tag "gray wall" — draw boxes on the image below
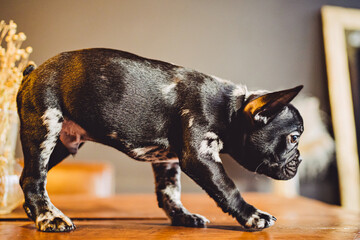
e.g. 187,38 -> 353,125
2,0 -> 360,193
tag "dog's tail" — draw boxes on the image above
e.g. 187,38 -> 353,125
22,61 -> 36,76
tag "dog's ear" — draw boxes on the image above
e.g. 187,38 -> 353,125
243,85 -> 303,125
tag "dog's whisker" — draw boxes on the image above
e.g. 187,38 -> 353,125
254,161 -> 265,174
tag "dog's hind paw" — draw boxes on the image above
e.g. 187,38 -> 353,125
171,212 -> 210,227
36,208 -> 75,232
244,209 -> 276,230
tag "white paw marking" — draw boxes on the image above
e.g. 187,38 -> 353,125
40,108 -> 63,167
245,209 -> 275,229
36,204 -> 73,231
193,213 -> 210,224
199,132 -> 223,163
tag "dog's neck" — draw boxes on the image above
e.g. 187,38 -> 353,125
223,85 -> 268,158
227,84 -> 268,121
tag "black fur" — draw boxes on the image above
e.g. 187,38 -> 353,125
22,64 -> 35,76
17,48 -> 303,232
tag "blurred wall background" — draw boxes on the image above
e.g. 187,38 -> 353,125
2,0 -> 360,194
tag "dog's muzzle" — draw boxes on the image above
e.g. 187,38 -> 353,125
258,151 -> 302,180
281,156 -> 302,180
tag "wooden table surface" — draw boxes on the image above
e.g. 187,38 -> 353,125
0,193 -> 359,239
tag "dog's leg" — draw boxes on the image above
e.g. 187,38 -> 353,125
19,108 -> 75,232
152,162 -> 210,227
179,128 -> 276,230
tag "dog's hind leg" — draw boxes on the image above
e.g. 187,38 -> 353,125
152,162 -> 210,227
19,107 -> 75,232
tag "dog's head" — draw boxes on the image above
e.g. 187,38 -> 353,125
230,86 -> 304,180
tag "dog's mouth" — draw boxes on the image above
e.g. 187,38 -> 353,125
258,151 -> 302,180
281,157 -> 302,180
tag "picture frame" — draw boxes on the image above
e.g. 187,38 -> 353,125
322,5 -> 360,211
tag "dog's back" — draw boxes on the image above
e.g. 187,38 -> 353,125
17,49 -> 181,149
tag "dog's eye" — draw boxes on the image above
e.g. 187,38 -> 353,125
287,132 -> 300,144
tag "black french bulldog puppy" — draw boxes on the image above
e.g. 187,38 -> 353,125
17,48 -> 303,232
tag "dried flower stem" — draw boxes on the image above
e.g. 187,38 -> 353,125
0,20 -> 33,205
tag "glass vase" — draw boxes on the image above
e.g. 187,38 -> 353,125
0,109 -> 23,214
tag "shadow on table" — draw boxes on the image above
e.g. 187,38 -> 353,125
144,222 -> 265,232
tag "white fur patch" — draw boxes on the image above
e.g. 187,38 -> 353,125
131,146 -> 158,157
162,83 -> 176,95
107,131 -> 118,139
204,132 -> 218,140
248,89 -> 269,97
40,108 -> 63,167
277,106 -> 290,118
162,185 -> 181,205
188,117 -> 194,127
211,75 -> 232,84
193,214 -> 210,224
245,209 -> 275,229
254,106 -> 289,124
253,113 -> 269,124
199,132 -> 223,163
181,109 -> 190,116
174,68 -> 187,81
154,138 -> 170,147
232,85 -> 248,98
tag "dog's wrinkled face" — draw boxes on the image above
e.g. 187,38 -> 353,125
232,86 -> 304,180
243,104 -> 303,180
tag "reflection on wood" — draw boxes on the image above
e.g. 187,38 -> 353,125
0,194 -> 359,239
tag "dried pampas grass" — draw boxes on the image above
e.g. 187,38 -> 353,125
0,20 -> 33,161
0,20 -> 33,208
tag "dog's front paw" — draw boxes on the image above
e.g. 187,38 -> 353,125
23,203 -> 35,221
171,212 -> 210,227
243,209 -> 276,230
36,209 -> 75,232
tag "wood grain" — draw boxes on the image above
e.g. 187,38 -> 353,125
0,193 -> 359,239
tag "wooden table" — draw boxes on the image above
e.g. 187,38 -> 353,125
0,193 -> 359,239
